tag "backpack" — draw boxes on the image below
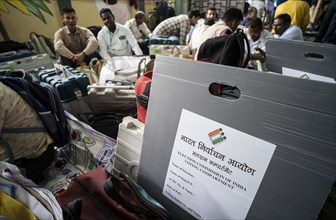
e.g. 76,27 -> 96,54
0,40 -> 29,53
0,70 -> 69,162
197,29 -> 250,68
87,25 -> 102,39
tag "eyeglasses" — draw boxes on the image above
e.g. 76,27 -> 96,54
272,23 -> 283,27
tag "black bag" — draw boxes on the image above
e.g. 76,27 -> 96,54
105,0 -> 118,5
197,29 -> 250,68
88,109 -> 136,140
0,40 -> 29,53
87,26 -> 102,38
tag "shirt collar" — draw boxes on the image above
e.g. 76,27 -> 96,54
65,26 -> 79,35
105,23 -> 120,34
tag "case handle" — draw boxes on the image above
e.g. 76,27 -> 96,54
209,82 -> 241,100
304,52 -> 324,61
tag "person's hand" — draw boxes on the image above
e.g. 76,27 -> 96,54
251,48 -> 266,62
73,52 -> 86,64
78,61 -> 87,67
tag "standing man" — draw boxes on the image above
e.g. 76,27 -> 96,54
155,0 -> 176,24
97,8 -> 143,59
152,9 -> 201,45
273,13 -> 304,40
54,7 -> 99,68
125,11 -> 152,55
250,0 -> 266,19
241,6 -> 258,27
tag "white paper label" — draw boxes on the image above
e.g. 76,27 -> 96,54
282,67 -> 335,83
163,109 -> 276,219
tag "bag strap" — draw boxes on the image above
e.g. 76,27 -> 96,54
137,57 -> 148,79
2,127 -> 46,133
136,81 -> 151,109
0,126 -> 47,163
236,29 -> 250,68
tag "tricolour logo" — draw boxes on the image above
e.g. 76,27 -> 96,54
208,128 -> 226,145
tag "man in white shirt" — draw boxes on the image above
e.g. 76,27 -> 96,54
189,18 -> 215,58
97,8 -> 143,59
245,18 -> 272,52
125,11 -> 152,40
244,17 -> 273,69
125,11 -> 152,54
273,13 -> 304,41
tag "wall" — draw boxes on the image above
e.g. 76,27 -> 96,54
0,0 -> 60,42
0,0 -> 138,43
191,0 -> 244,18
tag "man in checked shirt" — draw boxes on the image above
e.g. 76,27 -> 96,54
152,9 -> 201,45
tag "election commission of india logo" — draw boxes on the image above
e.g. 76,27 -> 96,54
208,128 -> 226,145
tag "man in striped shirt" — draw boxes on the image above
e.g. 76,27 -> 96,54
152,9 -> 201,45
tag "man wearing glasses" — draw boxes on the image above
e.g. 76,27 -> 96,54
273,13 -> 303,40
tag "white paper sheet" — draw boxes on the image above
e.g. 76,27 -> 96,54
163,109 -> 276,219
282,67 -> 335,83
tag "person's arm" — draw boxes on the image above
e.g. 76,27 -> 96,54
97,30 -> 109,59
125,28 -> 143,55
140,23 -> 152,37
83,28 -> 99,55
250,48 -> 266,62
54,29 -> 76,60
73,28 -> 99,64
179,21 -> 188,45
124,20 -> 131,29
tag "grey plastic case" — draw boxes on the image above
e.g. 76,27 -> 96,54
137,56 -> 335,220
266,38 -> 336,80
